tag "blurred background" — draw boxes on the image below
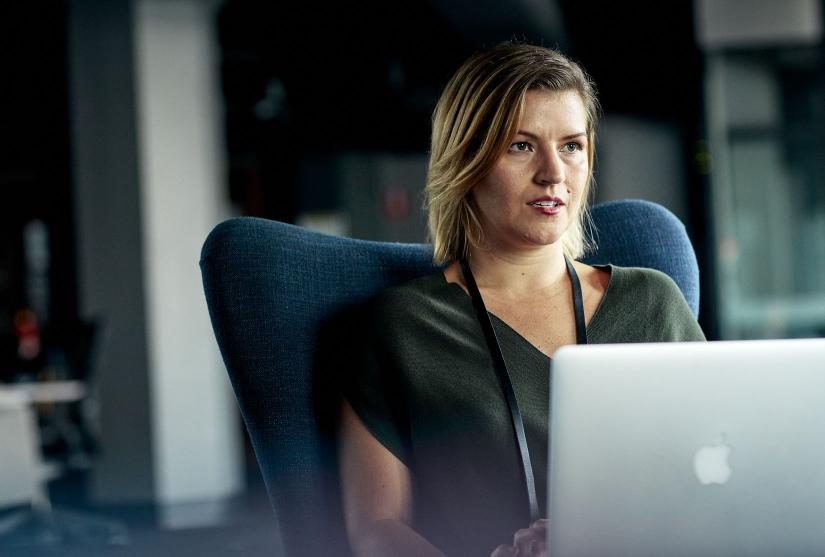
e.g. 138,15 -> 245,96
1,0 -> 823,554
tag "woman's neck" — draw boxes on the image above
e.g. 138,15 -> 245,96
465,244 -> 568,299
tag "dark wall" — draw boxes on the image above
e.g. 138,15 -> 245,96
0,2 -> 77,333
217,1 -> 476,222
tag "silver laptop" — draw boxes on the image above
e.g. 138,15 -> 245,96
548,338 -> 825,557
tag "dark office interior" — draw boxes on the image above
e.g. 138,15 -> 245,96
2,0 -> 824,555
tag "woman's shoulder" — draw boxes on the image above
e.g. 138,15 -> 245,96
589,265 -> 704,342
373,270 -> 447,301
607,265 -> 684,298
358,270 -> 473,358
367,270 -> 454,320
601,264 -> 693,316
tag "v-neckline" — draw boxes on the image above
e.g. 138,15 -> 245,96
439,265 -> 614,361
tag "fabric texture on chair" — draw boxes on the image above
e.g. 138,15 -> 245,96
199,199 -> 699,557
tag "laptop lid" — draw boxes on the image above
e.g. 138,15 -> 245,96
548,338 -> 825,557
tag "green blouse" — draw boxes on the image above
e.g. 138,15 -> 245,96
345,266 -> 705,557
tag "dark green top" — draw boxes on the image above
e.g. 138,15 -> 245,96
346,266 -> 705,557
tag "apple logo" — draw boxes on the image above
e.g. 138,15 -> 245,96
693,437 -> 733,486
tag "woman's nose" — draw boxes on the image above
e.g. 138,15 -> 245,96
534,151 -> 564,186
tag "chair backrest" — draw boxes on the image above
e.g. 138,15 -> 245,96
199,199 -> 699,557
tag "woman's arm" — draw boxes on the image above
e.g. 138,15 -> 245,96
339,399 -> 447,557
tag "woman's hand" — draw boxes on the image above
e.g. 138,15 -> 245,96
490,519 -> 548,557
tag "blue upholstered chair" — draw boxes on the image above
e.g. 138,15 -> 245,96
199,199 -> 699,557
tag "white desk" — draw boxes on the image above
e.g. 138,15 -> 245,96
0,390 -> 40,507
0,381 -> 87,404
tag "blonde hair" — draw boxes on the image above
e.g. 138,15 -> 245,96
425,42 -> 600,264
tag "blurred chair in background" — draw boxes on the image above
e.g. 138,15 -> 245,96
0,319 -> 101,467
0,319 -> 126,550
200,199 -> 699,557
40,320 -> 101,466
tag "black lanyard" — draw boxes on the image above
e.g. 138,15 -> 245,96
459,257 -> 588,522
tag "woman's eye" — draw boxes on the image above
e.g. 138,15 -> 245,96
562,142 -> 583,153
510,141 -> 532,152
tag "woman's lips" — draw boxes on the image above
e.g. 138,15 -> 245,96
527,197 -> 564,215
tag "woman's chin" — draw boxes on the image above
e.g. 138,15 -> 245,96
524,228 -> 569,249
500,235 -> 567,253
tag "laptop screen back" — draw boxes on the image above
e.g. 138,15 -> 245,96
548,339 -> 825,557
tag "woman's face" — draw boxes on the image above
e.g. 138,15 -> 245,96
472,89 -> 589,253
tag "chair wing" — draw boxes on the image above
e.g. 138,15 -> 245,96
200,217 -> 435,556
584,199 -> 699,317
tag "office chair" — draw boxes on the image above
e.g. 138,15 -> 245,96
200,199 -> 699,557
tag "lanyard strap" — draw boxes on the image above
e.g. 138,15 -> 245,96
566,257 -> 588,346
459,257 -> 588,523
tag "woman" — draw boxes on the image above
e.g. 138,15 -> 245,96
339,43 -> 704,557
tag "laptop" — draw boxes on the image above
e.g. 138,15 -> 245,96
548,338 -> 825,557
